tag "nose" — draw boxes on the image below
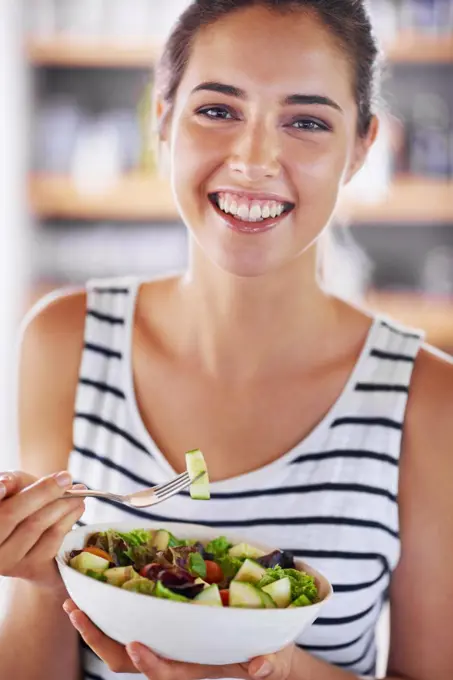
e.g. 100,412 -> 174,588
228,119 -> 280,182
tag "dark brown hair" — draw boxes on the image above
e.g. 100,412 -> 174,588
155,0 -> 381,138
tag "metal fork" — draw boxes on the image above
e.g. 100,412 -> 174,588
63,471 -> 203,508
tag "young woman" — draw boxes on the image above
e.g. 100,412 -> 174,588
1,1 -> 452,679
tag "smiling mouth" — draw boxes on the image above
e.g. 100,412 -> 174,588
208,192 -> 295,230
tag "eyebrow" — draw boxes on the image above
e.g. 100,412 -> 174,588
191,81 -> 343,113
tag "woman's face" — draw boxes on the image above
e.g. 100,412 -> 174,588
160,6 -> 377,277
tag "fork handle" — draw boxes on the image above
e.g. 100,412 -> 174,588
63,489 -> 121,502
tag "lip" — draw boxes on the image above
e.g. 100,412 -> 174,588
209,196 -> 290,235
209,189 -> 294,205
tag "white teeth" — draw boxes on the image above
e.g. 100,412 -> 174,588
237,203 -> 250,220
214,192 -> 288,222
249,202 -> 262,220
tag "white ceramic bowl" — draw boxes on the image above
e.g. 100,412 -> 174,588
57,520 -> 333,665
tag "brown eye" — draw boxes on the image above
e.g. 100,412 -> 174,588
196,106 -> 236,120
290,118 -> 330,132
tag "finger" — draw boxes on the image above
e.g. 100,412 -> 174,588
126,643 -> 248,680
0,470 -> 36,500
66,608 -> 135,674
0,471 -> 74,544
21,500 -> 85,567
0,496 -> 84,574
247,648 -> 294,680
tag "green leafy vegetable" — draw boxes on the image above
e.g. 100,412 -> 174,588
168,533 -> 190,548
155,581 -> 190,602
117,529 -> 152,547
206,536 -> 231,559
257,566 -> 318,603
217,555 -> 243,582
188,552 -> 206,579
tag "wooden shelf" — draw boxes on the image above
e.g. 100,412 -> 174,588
29,174 -> 178,221
26,33 -> 453,68
30,174 -> 453,224
26,37 -> 162,68
337,177 -> 453,224
386,32 -> 453,64
365,292 -> 453,348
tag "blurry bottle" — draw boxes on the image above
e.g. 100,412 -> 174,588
71,119 -> 122,194
33,96 -> 84,174
408,93 -> 451,177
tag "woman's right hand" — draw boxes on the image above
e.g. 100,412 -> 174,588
0,470 -> 85,590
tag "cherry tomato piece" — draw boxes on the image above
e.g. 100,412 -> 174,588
204,560 -> 224,584
220,589 -> 230,606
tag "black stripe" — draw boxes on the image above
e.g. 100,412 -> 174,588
73,446 -> 156,487
315,602 -> 376,626
87,309 -> 125,325
361,655 -> 377,677
84,342 -> 122,360
355,382 -> 409,394
332,417 -> 402,431
289,548 -> 389,570
332,566 -> 388,592
92,286 -> 129,294
79,378 -> 126,399
291,449 -> 398,467
370,348 -> 415,363
335,629 -> 375,668
87,495 -> 398,537
76,518 -> 86,527
185,482 -> 396,504
75,413 -> 150,455
299,629 -> 369,652
380,320 -> 420,340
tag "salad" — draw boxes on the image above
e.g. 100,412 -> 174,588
68,528 -> 319,609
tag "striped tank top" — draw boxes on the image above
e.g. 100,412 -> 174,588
68,276 -> 425,680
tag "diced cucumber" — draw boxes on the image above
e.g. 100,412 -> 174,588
229,582 -> 264,609
228,542 -> 265,559
155,580 -> 190,602
233,559 -> 266,584
104,566 -> 140,587
152,529 -> 171,551
262,577 -> 292,608
194,577 -> 210,590
185,449 -> 210,500
70,552 -> 110,574
122,577 -> 155,595
289,593 -> 312,607
258,590 -> 277,608
193,584 -> 223,607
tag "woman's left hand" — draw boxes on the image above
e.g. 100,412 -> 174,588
63,598 -> 295,679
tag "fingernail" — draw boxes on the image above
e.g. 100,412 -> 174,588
127,646 -> 141,664
55,471 -> 72,488
62,601 -> 71,613
0,483 -> 6,499
0,473 -> 14,483
254,661 -> 273,678
69,612 -> 84,632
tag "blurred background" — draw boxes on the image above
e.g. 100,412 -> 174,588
0,0 -> 452,671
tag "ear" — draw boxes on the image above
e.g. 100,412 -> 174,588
153,95 -> 172,143
344,115 -> 380,184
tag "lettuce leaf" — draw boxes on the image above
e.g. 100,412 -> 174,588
257,566 -> 318,602
205,536 -> 231,559
217,555 -> 243,583
188,552 -> 206,579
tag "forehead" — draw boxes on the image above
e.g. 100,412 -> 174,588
179,6 -> 353,101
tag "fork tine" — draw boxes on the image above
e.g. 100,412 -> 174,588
154,471 -> 190,495
155,471 -> 204,500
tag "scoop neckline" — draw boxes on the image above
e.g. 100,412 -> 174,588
121,277 -> 382,491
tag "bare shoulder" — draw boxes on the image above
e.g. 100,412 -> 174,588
387,344 -> 453,680
18,288 -> 87,476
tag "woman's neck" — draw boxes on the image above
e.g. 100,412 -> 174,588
170,244 -> 343,379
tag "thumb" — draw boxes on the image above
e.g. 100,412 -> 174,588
247,655 -> 282,680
